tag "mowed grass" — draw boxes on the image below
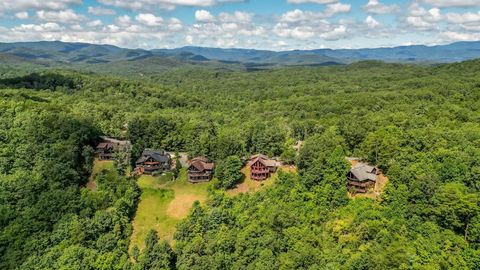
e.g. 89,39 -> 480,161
130,169 -> 212,251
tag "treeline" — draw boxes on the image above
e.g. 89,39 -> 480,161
0,59 -> 479,269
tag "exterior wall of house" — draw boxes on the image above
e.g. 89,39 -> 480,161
187,164 -> 214,183
250,160 -> 270,181
136,157 -> 170,174
347,178 -> 375,193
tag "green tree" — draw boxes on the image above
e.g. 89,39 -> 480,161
433,182 -> 479,238
215,155 -> 244,189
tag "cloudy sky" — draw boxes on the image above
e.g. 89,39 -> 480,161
0,0 -> 479,50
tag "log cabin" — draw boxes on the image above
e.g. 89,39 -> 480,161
347,163 -> 379,193
188,157 -> 215,183
248,154 -> 278,181
135,149 -> 171,175
95,137 -> 131,160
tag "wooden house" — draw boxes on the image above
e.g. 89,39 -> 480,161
188,157 -> 215,183
135,149 -> 171,175
347,163 -> 379,193
95,137 -> 131,160
248,154 -> 278,181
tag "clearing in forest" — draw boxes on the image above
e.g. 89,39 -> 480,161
130,164 -> 296,251
86,159 -> 115,190
228,165 -> 297,196
129,169 -> 211,251
348,159 -> 389,200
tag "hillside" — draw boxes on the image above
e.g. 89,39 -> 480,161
1,41 -> 480,77
1,60 -> 479,269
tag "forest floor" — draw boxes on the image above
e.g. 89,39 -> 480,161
129,169 -> 211,251
227,165 -> 297,196
86,159 -> 115,190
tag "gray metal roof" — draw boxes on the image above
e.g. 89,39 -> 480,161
350,163 -> 377,182
136,149 -> 171,164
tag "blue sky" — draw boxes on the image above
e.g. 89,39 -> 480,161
0,0 -> 479,50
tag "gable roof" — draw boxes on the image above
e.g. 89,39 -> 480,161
96,142 -> 113,149
249,154 -> 277,168
97,137 -> 131,151
350,163 -> 377,182
101,136 -> 130,146
250,154 -> 269,161
189,157 -> 214,171
137,149 -> 170,163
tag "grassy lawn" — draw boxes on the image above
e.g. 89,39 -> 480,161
130,169 -> 212,251
227,165 -> 295,196
86,159 -> 115,190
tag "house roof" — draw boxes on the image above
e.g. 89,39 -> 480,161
100,136 -> 130,146
189,157 -> 214,171
96,142 -> 112,149
250,154 -> 269,160
137,149 -> 170,163
350,163 -> 377,182
97,137 -> 131,151
249,154 -> 277,168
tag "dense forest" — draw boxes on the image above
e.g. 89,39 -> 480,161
0,59 -> 479,269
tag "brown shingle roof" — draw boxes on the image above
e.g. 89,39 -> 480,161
248,154 -> 277,168
189,157 -> 214,171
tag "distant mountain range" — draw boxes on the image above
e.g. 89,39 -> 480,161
0,41 -> 479,75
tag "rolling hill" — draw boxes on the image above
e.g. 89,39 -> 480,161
0,40 -> 479,76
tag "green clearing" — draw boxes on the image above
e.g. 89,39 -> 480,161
227,165 -> 296,195
130,169 -> 212,250
86,159 -> 115,190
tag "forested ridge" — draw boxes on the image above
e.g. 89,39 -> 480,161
0,60 -> 479,269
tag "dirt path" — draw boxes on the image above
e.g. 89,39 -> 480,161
130,170 -> 211,251
166,193 -> 205,219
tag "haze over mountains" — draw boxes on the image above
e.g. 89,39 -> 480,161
1,41 -> 479,74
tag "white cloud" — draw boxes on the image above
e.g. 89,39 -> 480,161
320,25 -> 347,40
116,15 -> 132,27
273,23 -> 315,39
276,5 -> 351,42
37,9 -> 86,24
281,9 -> 312,23
280,3 -> 350,23
186,10 -> 266,48
87,20 -> 103,27
365,15 -> 380,29
15,11 -> 28,19
195,10 -> 215,22
363,0 -> 399,14
404,3 -> 442,31
420,0 -> 480,8
444,11 -> 480,31
287,0 -> 338,4
168,18 -> 183,31
324,3 -> 351,17
98,0 -> 244,11
135,13 -> 164,26
445,11 -> 480,24
218,11 -> 253,23
88,6 -> 116,16
0,0 -> 81,12
441,31 -> 480,41
13,22 -> 65,32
